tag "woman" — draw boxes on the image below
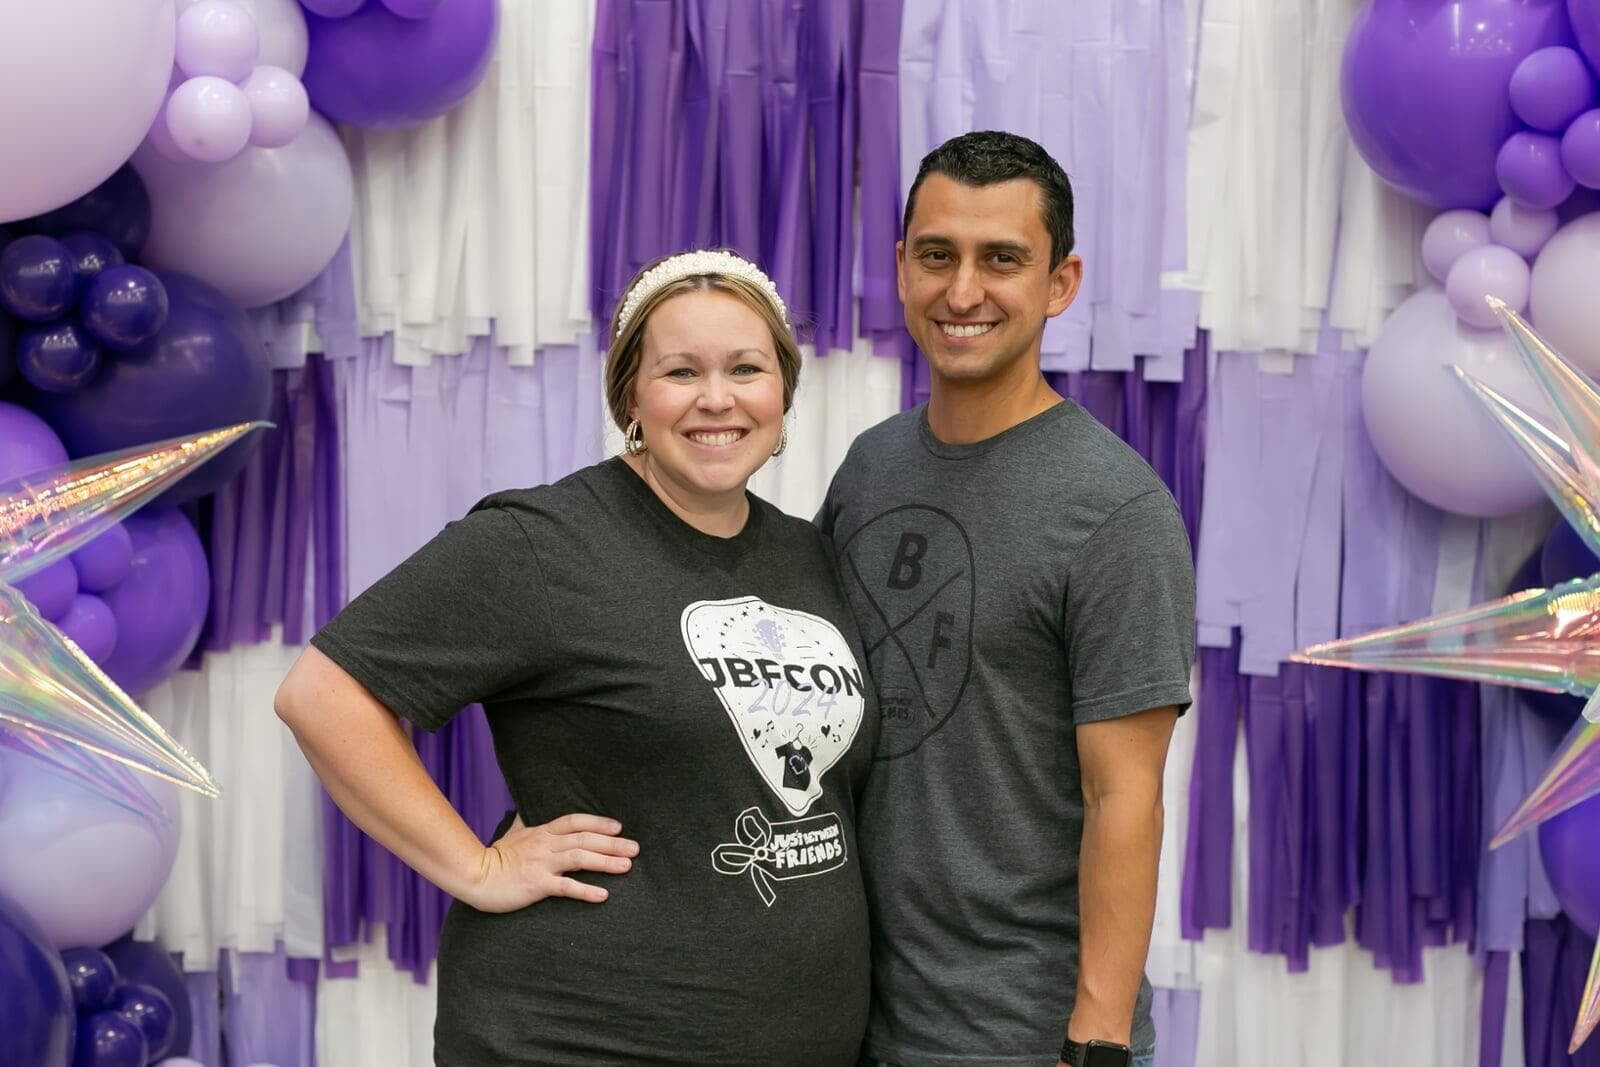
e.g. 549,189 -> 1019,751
276,250 -> 878,1065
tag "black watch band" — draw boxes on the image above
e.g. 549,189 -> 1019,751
1060,1038 -> 1133,1067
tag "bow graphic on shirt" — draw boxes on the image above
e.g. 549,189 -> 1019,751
710,806 -> 848,907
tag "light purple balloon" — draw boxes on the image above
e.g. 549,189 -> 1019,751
1531,213 -> 1600,378
1562,108 -> 1600,188
142,98 -> 191,165
1498,130 -> 1577,209
1422,209 -> 1492,283
299,0 -> 364,15
241,65 -> 308,147
1511,45 -> 1597,132
379,0 -> 443,16
0,751 -> 180,950
0,1 -> 175,223
1446,244 -> 1532,327
133,112 -> 352,307
175,0 -> 260,81
1362,287 -> 1550,517
1489,195 -> 1561,257
177,0 -> 307,75
165,76 -> 253,163
57,593 -> 118,663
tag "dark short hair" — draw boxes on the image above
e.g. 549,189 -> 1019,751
902,130 -> 1075,268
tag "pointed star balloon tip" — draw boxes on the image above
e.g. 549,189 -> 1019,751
1484,293 -> 1510,313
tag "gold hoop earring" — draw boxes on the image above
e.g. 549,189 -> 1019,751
624,418 -> 647,455
772,423 -> 789,457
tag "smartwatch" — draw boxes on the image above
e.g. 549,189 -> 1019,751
1061,1038 -> 1132,1067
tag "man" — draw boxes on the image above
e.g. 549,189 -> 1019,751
817,131 -> 1195,1067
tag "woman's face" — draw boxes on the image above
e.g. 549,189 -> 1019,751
630,288 -> 786,505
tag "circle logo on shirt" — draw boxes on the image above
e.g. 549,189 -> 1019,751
838,505 -> 975,760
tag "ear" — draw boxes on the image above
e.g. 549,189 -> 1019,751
1045,253 -> 1084,319
895,240 -> 908,305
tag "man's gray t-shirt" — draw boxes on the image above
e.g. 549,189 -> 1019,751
313,457 -> 878,1065
817,402 -> 1195,1065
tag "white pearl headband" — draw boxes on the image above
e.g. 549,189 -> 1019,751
613,250 -> 789,338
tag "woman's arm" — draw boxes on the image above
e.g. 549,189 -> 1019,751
276,645 -> 638,911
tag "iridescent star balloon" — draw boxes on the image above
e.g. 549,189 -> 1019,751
1294,298 -> 1600,1051
0,421 -> 267,584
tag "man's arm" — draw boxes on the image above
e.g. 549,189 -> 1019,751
1064,704 -> 1179,1054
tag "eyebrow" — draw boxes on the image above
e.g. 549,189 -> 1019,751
653,348 -> 773,361
908,236 -> 1034,258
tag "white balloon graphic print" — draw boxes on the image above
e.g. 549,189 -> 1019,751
681,597 -> 865,816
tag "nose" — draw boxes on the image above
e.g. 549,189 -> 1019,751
697,371 -> 736,412
946,260 -> 983,314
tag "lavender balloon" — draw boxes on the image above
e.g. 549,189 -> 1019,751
1498,130 -> 1577,209
1489,196 -> 1561,257
176,0 -> 260,81
1511,45 -> 1598,132
1342,0 -> 1574,208
1530,213 -> 1600,377
165,76 -> 253,163
302,0 -> 497,129
1446,244 -> 1532,327
1422,209 -> 1492,282
241,64 -> 309,147
1563,108 -> 1600,188
16,321 -> 102,394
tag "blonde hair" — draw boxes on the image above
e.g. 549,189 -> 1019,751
604,256 -> 801,432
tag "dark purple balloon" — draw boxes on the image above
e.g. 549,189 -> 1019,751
98,938 -> 190,1058
57,594 -> 118,664
17,320 -> 102,394
303,0 -> 497,129
32,270 -> 270,505
70,525 -> 133,593
72,1009 -> 144,1067
0,312 -> 14,390
0,896 -> 74,1067
17,166 -> 152,261
0,236 -> 77,322
1342,0 -> 1573,209
58,948 -> 118,1013
108,983 -> 173,1061
1505,545 -> 1587,722
98,509 -> 209,696
380,0 -> 444,16
79,266 -> 168,351
57,234 -> 123,291
1541,789 -> 1600,936
15,558 -> 80,622
300,0 -> 366,14
1542,519 -> 1600,586
1497,129 -> 1577,208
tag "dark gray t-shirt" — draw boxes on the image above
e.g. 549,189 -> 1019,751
817,402 -> 1195,1066
313,457 -> 878,1066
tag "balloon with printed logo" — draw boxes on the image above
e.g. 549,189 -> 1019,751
1342,0 -> 1574,208
80,266 -> 169,351
0,237 -> 76,323
58,234 -> 123,292
0,1 -> 174,223
16,322 -> 101,395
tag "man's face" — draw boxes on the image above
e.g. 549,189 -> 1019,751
897,174 -> 1082,386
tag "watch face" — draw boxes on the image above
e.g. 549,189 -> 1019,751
1082,1043 -> 1132,1067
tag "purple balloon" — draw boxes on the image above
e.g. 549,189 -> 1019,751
1497,130 -> 1576,209
1542,518 -> 1600,585
32,270 -> 271,504
58,233 -> 124,291
0,895 -> 74,1067
60,948 -> 118,1012
1562,107 -> 1600,188
299,0 -> 366,16
98,509 -> 209,696
1342,0 -> 1574,209
0,313 -> 14,389
1446,243 -> 1531,326
380,0 -> 443,16
109,983 -> 174,1061
1511,45 -> 1597,132
240,64 -> 309,147
99,939 -> 190,1059
14,559 -> 80,623
80,266 -> 169,351
302,0 -> 497,129
74,1009 -> 146,1067
0,236 -> 77,322
176,0 -> 261,82
17,321 -> 103,394
70,526 -> 134,593
17,166 -> 153,261
0,401 -> 68,479
57,594 -> 118,664
1540,789 -> 1600,936
1569,0 -> 1600,82
1488,195 -> 1561,256
1422,209 -> 1492,282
